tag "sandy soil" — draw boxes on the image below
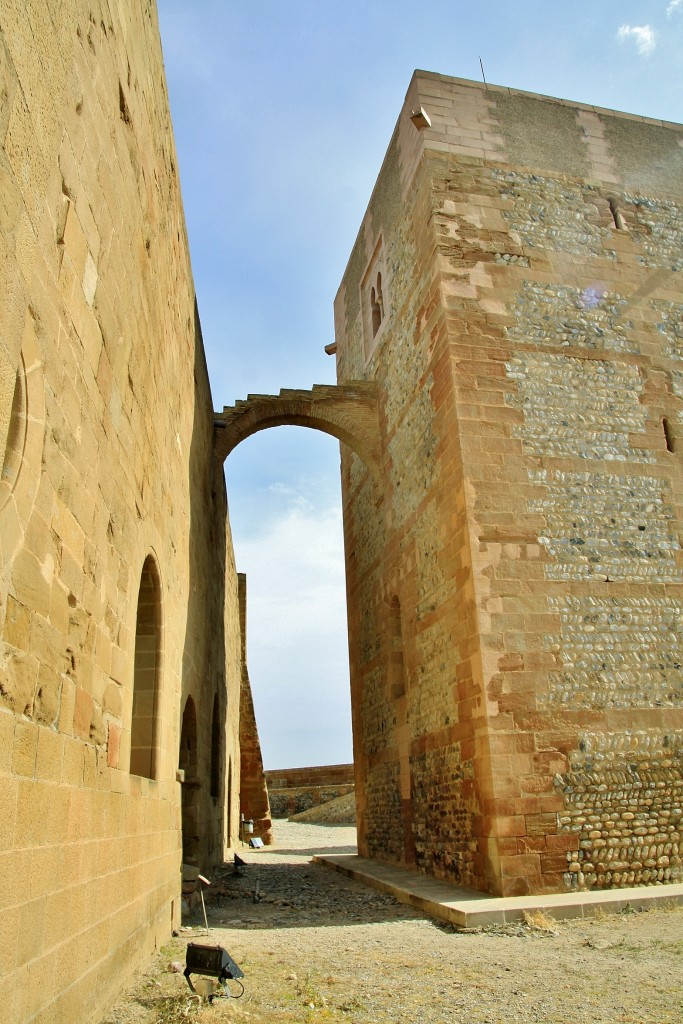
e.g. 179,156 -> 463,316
102,821 -> 683,1024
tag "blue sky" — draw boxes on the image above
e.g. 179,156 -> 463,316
156,0 -> 683,769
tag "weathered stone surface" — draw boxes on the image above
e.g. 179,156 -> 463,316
334,71 -> 683,898
0,4 -> 247,1023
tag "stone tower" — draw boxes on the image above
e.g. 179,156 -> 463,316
333,72 -> 683,896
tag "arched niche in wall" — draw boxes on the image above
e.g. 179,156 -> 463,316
226,756 -> 233,847
130,554 -> 162,779
179,695 -> 200,864
388,595 -> 406,699
210,692 -> 221,800
0,316 -> 45,569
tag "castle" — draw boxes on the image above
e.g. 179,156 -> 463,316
1,2 -> 682,1022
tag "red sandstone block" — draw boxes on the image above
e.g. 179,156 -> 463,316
500,876 -> 532,897
485,752 -> 513,772
533,751 -> 567,774
545,833 -> 579,853
73,688 -> 93,742
514,797 -> 542,815
499,853 -> 541,877
508,754 -> 536,776
519,774 -> 554,795
107,723 -> 121,768
482,797 -> 518,816
497,837 -> 519,856
538,793 -> 565,812
517,836 -> 547,854
487,732 -> 535,755
492,815 -> 526,837
498,692 -> 534,715
540,854 -> 570,874
497,652 -> 524,672
525,813 -> 559,837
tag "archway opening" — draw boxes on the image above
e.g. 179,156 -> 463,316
226,427 -> 353,782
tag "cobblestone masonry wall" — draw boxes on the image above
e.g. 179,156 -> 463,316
334,71 -> 683,896
365,759 -> 404,863
557,731 -> 683,890
544,596 -> 683,710
529,470 -> 681,583
0,4 -> 243,1022
654,300 -> 683,359
506,353 -> 652,463
411,743 -> 477,888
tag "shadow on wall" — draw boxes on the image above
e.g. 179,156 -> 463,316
179,302 -> 232,870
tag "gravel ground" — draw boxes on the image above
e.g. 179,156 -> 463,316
103,821 -> 683,1024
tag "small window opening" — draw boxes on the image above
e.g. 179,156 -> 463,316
362,239 -> 389,361
663,417 -> 676,453
371,274 -> 385,338
119,81 -> 132,125
608,197 -> 627,231
371,287 -> 381,337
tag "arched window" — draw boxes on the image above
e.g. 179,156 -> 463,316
210,692 -> 221,800
608,196 -> 627,231
376,273 -> 384,321
663,417 -> 676,453
130,555 -> 161,778
361,239 -> 389,360
371,286 -> 382,337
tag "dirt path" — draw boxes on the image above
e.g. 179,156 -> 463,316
102,822 -> 683,1024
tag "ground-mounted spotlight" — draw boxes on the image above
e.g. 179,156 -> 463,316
184,943 -> 245,1002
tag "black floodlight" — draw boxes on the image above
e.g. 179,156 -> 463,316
184,943 -> 244,1001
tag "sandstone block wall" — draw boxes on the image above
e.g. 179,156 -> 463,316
334,72 -> 683,896
0,3 -> 242,1021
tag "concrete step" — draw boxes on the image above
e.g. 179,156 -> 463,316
313,853 -> 683,928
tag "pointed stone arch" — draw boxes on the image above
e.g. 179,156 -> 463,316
214,382 -> 382,484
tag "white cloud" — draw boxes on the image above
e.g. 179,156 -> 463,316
617,24 -> 657,55
667,0 -> 682,16
235,498 -> 353,768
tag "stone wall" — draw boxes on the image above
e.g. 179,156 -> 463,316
0,3 -> 243,1022
333,72 -> 683,896
266,763 -> 354,818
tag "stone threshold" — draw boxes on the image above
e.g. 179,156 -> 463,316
313,854 -> 683,928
